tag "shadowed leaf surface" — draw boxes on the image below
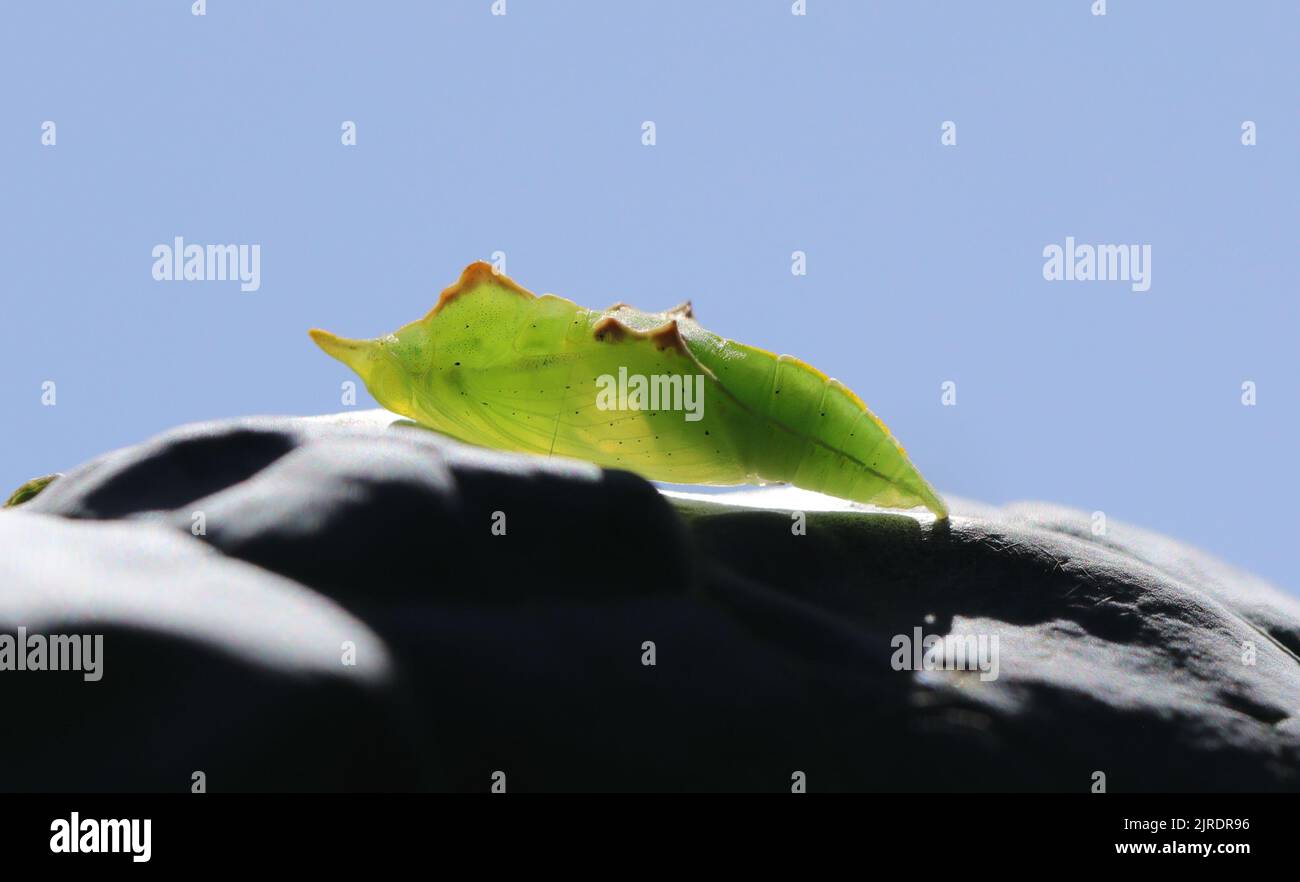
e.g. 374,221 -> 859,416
6,411 -> 1297,791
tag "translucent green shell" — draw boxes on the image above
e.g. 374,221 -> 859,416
311,262 -> 946,518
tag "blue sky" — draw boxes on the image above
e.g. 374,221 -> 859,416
2,1 -> 1296,592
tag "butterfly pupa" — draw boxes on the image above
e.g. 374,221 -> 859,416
310,262 -> 947,519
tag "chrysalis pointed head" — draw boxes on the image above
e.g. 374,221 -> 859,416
308,329 -> 370,371
309,324 -> 432,419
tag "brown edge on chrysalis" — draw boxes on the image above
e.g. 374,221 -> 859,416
592,316 -> 692,357
423,261 -> 537,320
605,300 -> 693,319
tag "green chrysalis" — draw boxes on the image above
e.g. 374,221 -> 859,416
310,262 -> 947,518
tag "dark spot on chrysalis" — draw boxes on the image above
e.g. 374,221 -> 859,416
454,361 -> 461,366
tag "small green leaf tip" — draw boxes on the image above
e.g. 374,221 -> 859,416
4,474 -> 60,508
